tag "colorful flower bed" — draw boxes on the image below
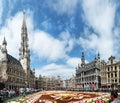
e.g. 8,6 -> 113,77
7,91 -> 110,103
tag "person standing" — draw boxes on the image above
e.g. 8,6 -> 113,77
0,90 -> 3,103
110,90 -> 120,103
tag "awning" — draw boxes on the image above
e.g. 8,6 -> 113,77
107,84 -> 112,86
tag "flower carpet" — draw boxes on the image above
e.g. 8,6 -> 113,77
7,91 -> 110,103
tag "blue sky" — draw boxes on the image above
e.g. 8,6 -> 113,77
0,0 -> 120,79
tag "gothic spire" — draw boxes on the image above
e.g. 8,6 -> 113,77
19,11 -> 31,85
2,37 -> 7,46
81,51 -> 85,66
82,52 -> 84,58
22,11 -> 27,32
19,11 -> 30,61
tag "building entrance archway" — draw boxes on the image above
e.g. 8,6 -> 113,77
0,82 -> 5,90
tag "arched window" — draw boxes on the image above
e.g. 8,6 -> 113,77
115,73 -> 117,77
115,66 -> 117,71
111,73 -> 113,78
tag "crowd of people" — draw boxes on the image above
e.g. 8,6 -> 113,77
0,88 -> 120,103
0,88 -> 37,102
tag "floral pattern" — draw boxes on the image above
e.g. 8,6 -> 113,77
7,91 -> 110,103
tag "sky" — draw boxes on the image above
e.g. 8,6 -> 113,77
0,0 -> 120,79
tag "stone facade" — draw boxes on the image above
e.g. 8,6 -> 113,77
35,76 -> 63,90
63,75 -> 76,90
76,53 -> 120,90
100,60 -> 107,88
106,56 -> 120,89
76,52 -> 102,90
0,12 -> 35,90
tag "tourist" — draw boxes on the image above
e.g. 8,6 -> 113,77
0,90 -> 3,103
0,97 -> 3,103
110,90 -> 120,103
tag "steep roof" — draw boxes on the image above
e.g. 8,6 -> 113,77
7,54 -> 23,69
7,54 -> 35,76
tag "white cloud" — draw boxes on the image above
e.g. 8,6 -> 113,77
35,57 -> 85,79
31,30 -> 69,61
0,3 -> 79,79
47,0 -> 78,15
31,30 -> 76,62
66,57 -> 81,68
0,10 -> 74,62
31,30 -> 77,78
0,9 -> 76,79
82,0 -> 116,35
60,31 -> 75,53
80,0 -> 118,60
0,12 -> 22,58
35,63 -> 75,79
0,10 -> 33,59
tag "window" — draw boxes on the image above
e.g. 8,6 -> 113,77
8,77 -> 11,81
111,66 -> 113,71
111,73 -> 113,78
11,77 -> 13,82
10,68 -> 12,72
108,67 -> 109,71
112,80 -> 114,83
115,79 -> 117,82
115,66 -> 117,71
79,74 -> 81,77
115,73 -> 117,77
82,78 -> 83,81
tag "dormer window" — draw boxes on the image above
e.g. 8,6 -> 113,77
108,56 -> 115,64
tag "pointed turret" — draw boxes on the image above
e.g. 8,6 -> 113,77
81,51 -> 85,66
2,37 -> 7,46
0,37 -> 8,82
2,37 -> 7,53
98,52 -> 100,60
94,55 -> 97,61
